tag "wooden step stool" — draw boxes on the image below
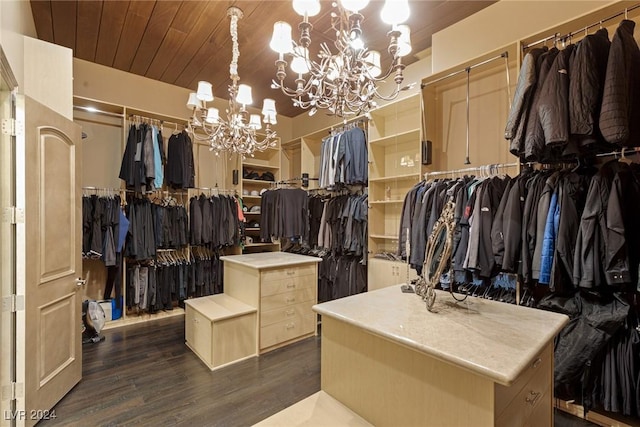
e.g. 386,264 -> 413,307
185,294 -> 257,371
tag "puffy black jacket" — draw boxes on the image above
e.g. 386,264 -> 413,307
538,44 -> 575,157
599,20 -> 640,146
569,28 -> 611,148
506,47 -> 547,156
524,48 -> 560,161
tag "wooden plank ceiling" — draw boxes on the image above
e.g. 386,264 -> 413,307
30,0 -> 495,118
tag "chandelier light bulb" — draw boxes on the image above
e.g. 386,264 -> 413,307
292,0 -> 321,17
248,114 -> 262,130
205,107 -> 219,124
380,0 -> 410,25
196,81 -> 214,102
186,92 -> 201,110
270,21 -> 293,54
340,0 -> 370,13
262,98 -> 276,116
291,46 -> 310,74
236,84 -> 253,106
397,24 -> 412,57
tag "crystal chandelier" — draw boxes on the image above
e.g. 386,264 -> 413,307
186,7 -> 278,157
270,0 -> 413,118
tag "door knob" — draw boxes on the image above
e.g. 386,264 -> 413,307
75,277 -> 87,287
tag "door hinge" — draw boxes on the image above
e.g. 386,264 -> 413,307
1,118 -> 22,136
1,382 -> 24,400
1,294 -> 25,313
2,207 -> 24,224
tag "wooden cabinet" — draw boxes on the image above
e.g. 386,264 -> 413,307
367,258 -> 418,291
184,294 -> 257,371
222,252 -> 321,354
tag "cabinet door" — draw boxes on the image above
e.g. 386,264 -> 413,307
368,259 -> 408,291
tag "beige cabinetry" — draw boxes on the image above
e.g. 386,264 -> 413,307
366,94 -> 423,289
221,252 -> 321,354
184,294 -> 257,371
367,258 -> 418,291
313,286 -> 568,426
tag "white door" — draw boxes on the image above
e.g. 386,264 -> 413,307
14,95 -> 82,427
0,50 -> 18,427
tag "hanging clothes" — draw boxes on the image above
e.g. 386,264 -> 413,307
165,130 -> 195,189
259,188 -> 309,243
189,193 -> 241,248
318,126 -> 368,189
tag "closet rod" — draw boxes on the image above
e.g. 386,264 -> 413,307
74,105 -> 124,118
522,2 -> 640,50
423,161 -> 519,179
595,147 -> 640,157
128,114 -> 185,129
420,52 -> 509,89
191,186 -> 236,195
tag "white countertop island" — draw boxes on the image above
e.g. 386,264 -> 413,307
313,285 -> 569,426
220,252 -> 321,269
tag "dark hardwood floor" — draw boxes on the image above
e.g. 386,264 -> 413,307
39,314 -> 599,427
40,315 -> 320,426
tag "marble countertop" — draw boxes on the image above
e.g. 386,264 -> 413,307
221,252 -> 321,269
313,285 -> 569,386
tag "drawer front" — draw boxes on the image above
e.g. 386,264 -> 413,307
261,287 -> 315,311
495,344 -> 552,416
261,264 -> 316,282
186,308 -> 212,363
261,274 -> 315,297
260,314 -> 316,349
524,387 -> 552,427
261,300 -> 315,327
495,365 -> 551,427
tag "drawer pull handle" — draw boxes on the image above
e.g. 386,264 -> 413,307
525,391 -> 541,406
286,283 -> 296,289
285,309 -> 295,316
286,323 -> 296,330
286,270 -> 296,276
286,297 -> 296,303
532,358 -> 542,369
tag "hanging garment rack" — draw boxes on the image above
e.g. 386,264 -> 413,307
421,51 -> 511,165
424,161 -> 520,180
522,3 -> 640,50
329,118 -> 367,135
595,146 -> 640,158
82,186 -> 121,197
191,186 -> 236,196
128,114 -> 186,132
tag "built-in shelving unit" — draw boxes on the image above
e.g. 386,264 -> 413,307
366,94 -> 422,291
238,142 -> 281,253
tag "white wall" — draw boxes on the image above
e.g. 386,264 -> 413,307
1,1 -> 72,119
432,0 -> 617,73
0,0 -> 37,90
